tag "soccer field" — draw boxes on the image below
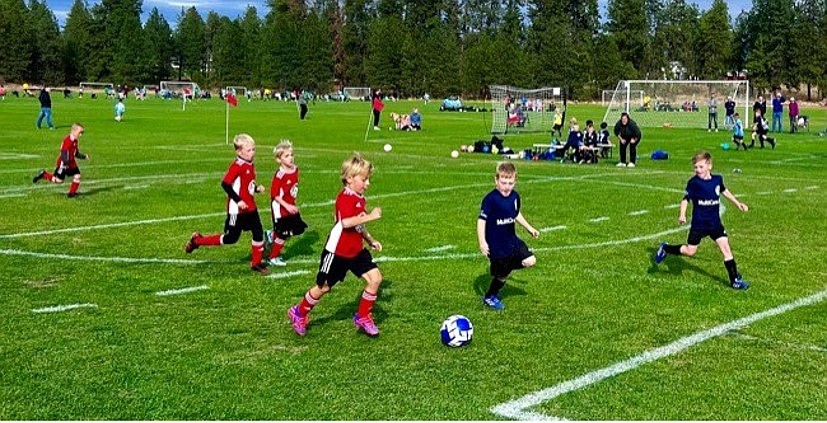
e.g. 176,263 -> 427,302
1,95 -> 825,420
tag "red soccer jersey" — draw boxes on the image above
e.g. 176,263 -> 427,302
55,135 -> 80,169
269,166 -> 299,219
324,187 -> 366,259
222,157 -> 259,214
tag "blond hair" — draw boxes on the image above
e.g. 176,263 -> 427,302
496,161 -> 517,178
340,153 -> 374,185
233,133 -> 255,150
692,150 -> 712,164
273,139 -> 293,158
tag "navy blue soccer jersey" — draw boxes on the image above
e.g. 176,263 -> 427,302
479,189 -> 522,259
684,174 -> 726,230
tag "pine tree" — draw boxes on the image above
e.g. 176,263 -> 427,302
27,0 -> 65,85
62,0 -> 93,84
0,0 -> 34,82
144,7 -> 174,84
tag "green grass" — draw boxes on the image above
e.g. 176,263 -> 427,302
1,95 -> 825,420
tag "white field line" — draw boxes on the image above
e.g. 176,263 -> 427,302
0,157 -> 232,175
124,185 -> 150,190
266,270 -> 311,279
589,216 -> 609,223
540,226 -> 567,233
628,210 -> 648,216
782,188 -> 798,193
155,285 -> 210,296
664,204 -> 681,209
0,173 -> 635,240
804,186 -> 819,190
490,287 -> 827,421
32,303 -> 98,314
0,193 -> 26,199
0,171 -> 226,195
0,153 -> 39,160
424,245 -> 457,253
0,227 -> 690,266
756,191 -> 773,195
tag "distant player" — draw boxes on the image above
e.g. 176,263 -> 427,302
32,123 -> 89,198
655,150 -> 750,290
731,113 -> 747,150
287,154 -> 384,337
264,140 -> 307,266
184,134 -> 269,274
477,162 -> 540,310
114,98 -> 125,121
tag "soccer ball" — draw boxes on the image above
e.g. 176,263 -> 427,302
115,115 -> 122,122
383,143 -> 392,152
440,315 -> 473,347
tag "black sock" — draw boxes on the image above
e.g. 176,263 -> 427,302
485,277 -> 506,298
664,244 -> 682,255
724,259 -> 739,283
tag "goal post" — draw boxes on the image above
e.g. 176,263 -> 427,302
489,85 -> 564,134
343,87 -> 371,101
160,81 -> 200,110
603,80 -> 750,129
225,86 -> 248,97
602,89 -> 643,106
79,82 -> 114,96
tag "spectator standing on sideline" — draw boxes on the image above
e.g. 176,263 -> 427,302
771,91 -> 785,133
372,89 -> 384,131
298,91 -> 308,120
708,95 -> 718,132
724,96 -> 736,130
788,97 -> 800,133
36,87 -> 55,130
613,112 -> 642,168
752,95 -> 766,121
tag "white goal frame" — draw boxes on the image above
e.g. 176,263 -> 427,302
160,81 -> 200,110
225,86 -> 248,97
602,89 -> 643,106
489,85 -> 563,134
79,82 -> 114,95
343,87 -> 371,101
603,80 -> 750,129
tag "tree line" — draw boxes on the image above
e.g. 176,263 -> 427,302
0,0 -> 824,100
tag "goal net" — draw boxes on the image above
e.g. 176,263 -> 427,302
160,81 -> 200,110
602,89 -> 643,106
79,82 -> 114,96
225,86 -> 248,97
489,85 -> 563,134
603,80 -> 750,129
343,87 -> 371,101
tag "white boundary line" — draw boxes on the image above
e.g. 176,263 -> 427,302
33,303 -> 98,314
424,245 -> 457,253
266,270 -> 311,279
539,226 -> 567,233
155,285 -> 210,296
490,287 -> 827,421
628,209 -> 648,216
589,216 -> 609,223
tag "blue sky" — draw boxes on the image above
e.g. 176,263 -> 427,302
47,0 -> 753,28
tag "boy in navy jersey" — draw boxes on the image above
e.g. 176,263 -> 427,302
32,123 -> 89,197
287,154 -> 383,336
478,162 -> 540,310
184,134 -> 269,274
655,151 -> 750,290
264,140 -> 307,266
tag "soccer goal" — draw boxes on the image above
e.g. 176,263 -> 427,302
603,80 -> 750,129
489,85 -> 564,134
160,81 -> 200,110
79,82 -> 114,97
225,86 -> 248,97
343,87 -> 371,101
602,89 -> 643,106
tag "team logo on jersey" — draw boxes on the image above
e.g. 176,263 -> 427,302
247,180 -> 257,195
496,218 -> 515,226
290,184 -> 298,198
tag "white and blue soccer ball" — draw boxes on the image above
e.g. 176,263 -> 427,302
440,315 -> 473,347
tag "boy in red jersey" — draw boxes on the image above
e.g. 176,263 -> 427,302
287,154 -> 383,337
264,140 -> 307,267
184,134 -> 270,274
32,123 -> 89,198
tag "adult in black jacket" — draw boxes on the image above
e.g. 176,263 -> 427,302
613,112 -> 642,167
36,87 -> 55,129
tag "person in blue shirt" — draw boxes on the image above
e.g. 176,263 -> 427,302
410,107 -> 422,130
731,113 -> 746,150
477,162 -> 540,310
771,91 -> 785,133
654,151 -> 750,290
114,98 -> 126,121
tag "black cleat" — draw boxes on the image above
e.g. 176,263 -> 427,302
33,170 -> 46,183
251,263 -> 270,275
184,232 -> 201,253
67,192 -> 78,198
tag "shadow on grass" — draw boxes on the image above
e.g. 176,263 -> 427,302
646,246 -> 730,288
283,229 -> 320,259
472,273 -> 527,299
311,279 -> 394,328
80,185 -> 119,197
